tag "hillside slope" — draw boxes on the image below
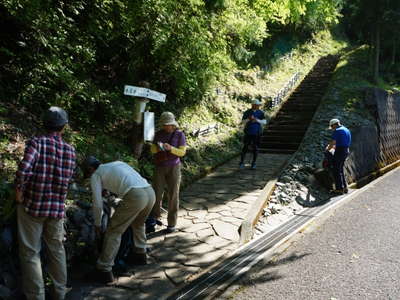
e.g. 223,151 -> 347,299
0,30 -> 346,187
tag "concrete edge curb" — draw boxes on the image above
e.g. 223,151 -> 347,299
239,179 -> 277,244
238,150 -> 400,246
219,165 -> 400,299
238,153 -> 296,244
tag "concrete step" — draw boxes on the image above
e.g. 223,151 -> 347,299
275,113 -> 315,120
260,143 -> 300,150
261,136 -> 303,143
260,55 -> 339,156
262,130 -> 306,136
266,124 -> 308,131
259,148 -> 296,154
279,108 -> 316,114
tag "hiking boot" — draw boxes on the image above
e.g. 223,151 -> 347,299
126,252 -> 147,266
343,188 -> 349,194
88,269 -> 114,284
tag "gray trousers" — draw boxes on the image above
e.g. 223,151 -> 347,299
151,164 -> 181,227
17,205 -> 67,300
97,186 -> 155,272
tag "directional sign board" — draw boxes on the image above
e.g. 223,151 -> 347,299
124,85 -> 166,102
143,112 -> 155,141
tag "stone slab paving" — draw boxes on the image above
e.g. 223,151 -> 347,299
67,153 -> 289,300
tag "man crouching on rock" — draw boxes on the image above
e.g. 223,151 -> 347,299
82,157 -> 155,284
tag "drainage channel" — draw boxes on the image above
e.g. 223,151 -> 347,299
167,194 -> 347,300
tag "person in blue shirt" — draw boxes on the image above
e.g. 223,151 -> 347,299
239,99 -> 267,169
326,118 -> 352,194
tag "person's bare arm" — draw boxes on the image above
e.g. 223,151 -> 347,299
326,140 -> 336,151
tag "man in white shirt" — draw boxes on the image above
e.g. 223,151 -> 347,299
83,156 -> 155,284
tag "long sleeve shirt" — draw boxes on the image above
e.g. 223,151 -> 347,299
242,109 -> 266,135
15,132 -> 76,218
151,129 -> 187,166
90,161 -> 150,226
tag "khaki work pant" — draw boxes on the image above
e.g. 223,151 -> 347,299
151,164 -> 181,227
17,205 -> 67,300
97,186 -> 155,272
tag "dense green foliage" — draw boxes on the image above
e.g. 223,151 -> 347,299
342,0 -> 400,83
6,0 -> 399,188
1,0 -> 344,128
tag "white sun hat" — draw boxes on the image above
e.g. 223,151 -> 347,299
159,112 -> 179,127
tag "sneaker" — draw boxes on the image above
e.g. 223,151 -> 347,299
251,163 -> 256,170
165,226 -> 176,233
343,188 -> 349,194
88,269 -> 114,284
125,252 -> 147,266
145,217 -> 162,234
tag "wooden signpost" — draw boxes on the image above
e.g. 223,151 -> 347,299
124,84 -> 166,157
124,85 -> 166,102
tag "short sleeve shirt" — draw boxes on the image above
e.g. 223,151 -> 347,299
332,126 -> 351,147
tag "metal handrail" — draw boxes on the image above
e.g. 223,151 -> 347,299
269,72 -> 301,109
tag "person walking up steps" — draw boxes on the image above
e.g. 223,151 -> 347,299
239,99 -> 266,170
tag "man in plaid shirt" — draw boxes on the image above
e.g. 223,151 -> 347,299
15,106 -> 76,300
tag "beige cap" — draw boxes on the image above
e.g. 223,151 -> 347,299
159,112 -> 179,127
329,118 -> 340,128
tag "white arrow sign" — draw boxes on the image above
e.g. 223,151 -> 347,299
124,85 -> 166,102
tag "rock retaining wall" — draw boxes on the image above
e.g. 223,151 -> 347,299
346,88 -> 400,182
256,87 -> 400,236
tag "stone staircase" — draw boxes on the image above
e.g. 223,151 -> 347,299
260,55 -> 339,154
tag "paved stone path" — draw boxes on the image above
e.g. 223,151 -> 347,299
67,153 -> 289,300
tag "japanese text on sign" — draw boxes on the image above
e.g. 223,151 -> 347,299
124,85 -> 166,102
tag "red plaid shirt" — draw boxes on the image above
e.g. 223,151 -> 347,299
15,132 -> 76,218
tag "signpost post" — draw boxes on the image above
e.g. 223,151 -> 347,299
124,82 -> 166,158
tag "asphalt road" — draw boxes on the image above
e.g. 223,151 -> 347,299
224,168 -> 400,300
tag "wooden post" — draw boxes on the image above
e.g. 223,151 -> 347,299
132,80 -> 150,159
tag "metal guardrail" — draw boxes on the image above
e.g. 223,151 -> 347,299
269,72 -> 301,109
191,123 -> 219,137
